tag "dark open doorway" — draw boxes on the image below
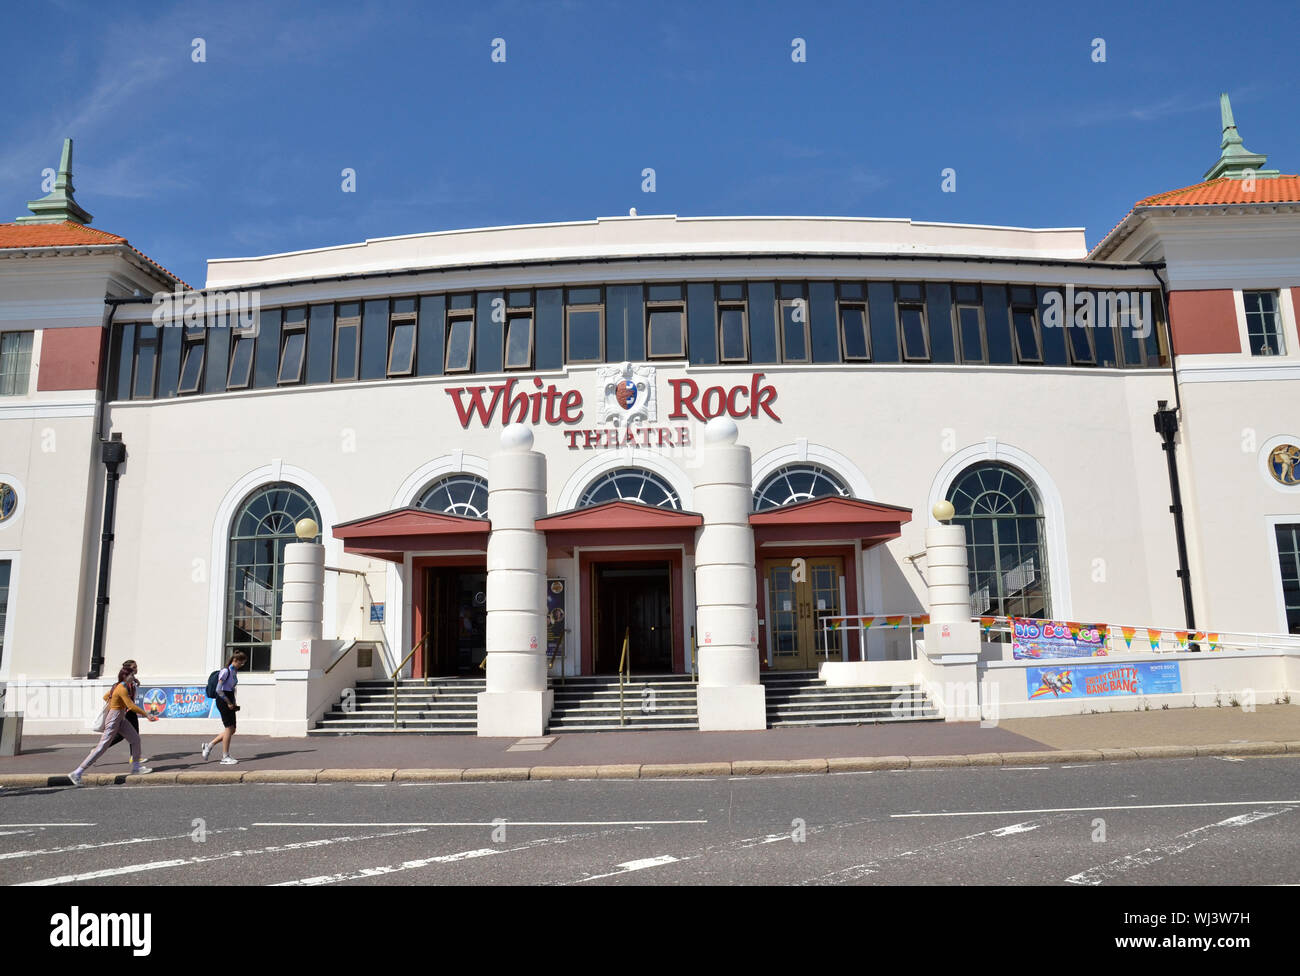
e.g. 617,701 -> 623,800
593,561 -> 673,674
424,566 -> 487,676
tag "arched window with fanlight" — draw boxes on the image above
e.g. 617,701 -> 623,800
946,463 -> 1049,619
225,483 -> 321,672
415,473 -> 489,518
752,463 -> 851,512
578,467 -> 681,509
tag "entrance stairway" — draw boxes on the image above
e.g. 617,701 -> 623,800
762,671 -> 941,727
312,671 -> 941,733
547,674 -> 698,731
311,677 -> 483,735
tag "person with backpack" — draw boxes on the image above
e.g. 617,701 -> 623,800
201,650 -> 246,764
68,661 -> 158,785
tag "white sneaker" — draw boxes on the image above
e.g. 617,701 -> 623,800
68,770 -> 82,787
201,742 -> 212,761
131,765 -> 153,775
219,756 -> 238,765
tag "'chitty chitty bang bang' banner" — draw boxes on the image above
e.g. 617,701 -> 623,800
1026,661 -> 1183,701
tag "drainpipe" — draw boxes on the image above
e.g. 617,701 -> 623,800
87,437 -> 127,679
1153,402 -> 1196,634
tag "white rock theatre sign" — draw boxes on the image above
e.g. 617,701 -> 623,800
444,363 -> 782,449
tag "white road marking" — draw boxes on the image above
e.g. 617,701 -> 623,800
798,817 -> 1068,885
0,830 -> 36,836
0,823 -> 96,828
1000,766 -> 1050,771
275,828 -> 625,886
892,799 -> 1300,818
1216,756 -> 1245,763
18,828 -> 426,886
1065,806 -> 1298,885
252,819 -> 707,827
0,828 -> 246,862
576,854 -> 680,883
990,822 -> 1041,837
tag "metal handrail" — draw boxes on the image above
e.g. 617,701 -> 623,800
391,633 -> 430,730
323,638 -> 359,675
689,625 -> 698,683
617,627 -> 630,727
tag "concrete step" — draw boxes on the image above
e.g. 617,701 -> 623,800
768,713 -> 942,727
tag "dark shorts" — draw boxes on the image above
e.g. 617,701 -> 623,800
216,695 -> 237,729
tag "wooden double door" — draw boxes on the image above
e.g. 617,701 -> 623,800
423,566 -> 487,676
764,556 -> 845,670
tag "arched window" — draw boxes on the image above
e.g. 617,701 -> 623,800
415,473 -> 488,518
579,467 -> 681,509
946,463 -> 1049,619
225,483 -> 321,672
753,463 -> 850,512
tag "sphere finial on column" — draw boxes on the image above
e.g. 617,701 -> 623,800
500,423 -> 534,452
932,500 -> 955,524
703,416 -> 738,445
295,517 -> 320,540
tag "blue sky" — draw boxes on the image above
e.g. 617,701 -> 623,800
4,0 -> 1298,287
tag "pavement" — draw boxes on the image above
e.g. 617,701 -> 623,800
1,704 -> 1297,786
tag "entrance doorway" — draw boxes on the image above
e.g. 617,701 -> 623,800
593,562 -> 673,674
764,556 -> 844,669
423,566 -> 487,676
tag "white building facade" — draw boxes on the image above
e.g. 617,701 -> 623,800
3,101 -> 1299,734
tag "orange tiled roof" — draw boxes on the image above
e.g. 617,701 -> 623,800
1135,175 -> 1300,207
0,220 -> 126,247
0,220 -> 188,287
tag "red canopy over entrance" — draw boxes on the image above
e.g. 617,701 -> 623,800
748,496 -> 912,545
535,500 -> 703,552
332,507 -> 489,561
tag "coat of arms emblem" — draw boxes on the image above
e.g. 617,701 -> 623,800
596,362 -> 656,427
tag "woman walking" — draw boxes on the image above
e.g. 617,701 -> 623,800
69,662 -> 157,785
201,650 -> 246,764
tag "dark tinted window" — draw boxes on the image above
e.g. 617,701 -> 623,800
926,283 -> 955,364
504,314 -> 532,369
567,308 -> 602,362
748,282 -> 778,364
307,305 -> 333,384
982,285 -> 1013,364
446,315 -> 473,371
958,305 -> 984,362
134,324 -> 158,398
719,306 -> 747,361
648,309 -> 685,357
841,305 -> 869,359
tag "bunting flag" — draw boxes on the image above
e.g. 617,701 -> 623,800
1174,630 -> 1189,648
1147,629 -> 1162,650
884,615 -> 906,629
1121,626 -> 1136,649
913,615 -> 930,627
1208,633 -> 1221,652
827,619 -> 840,631
979,616 -> 997,635
1095,624 -> 1110,641
1191,631 -> 1206,643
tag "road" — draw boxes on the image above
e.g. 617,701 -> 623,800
2,756 -> 1298,886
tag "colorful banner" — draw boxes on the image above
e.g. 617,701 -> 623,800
136,686 -> 218,719
1012,617 -> 1107,660
1121,626 -> 1136,649
1148,629 -> 1162,651
1027,661 -> 1182,701
979,616 -> 997,635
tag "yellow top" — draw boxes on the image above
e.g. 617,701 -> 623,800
104,683 -> 147,716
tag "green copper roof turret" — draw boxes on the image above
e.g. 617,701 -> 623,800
16,138 -> 94,224
1203,93 -> 1279,181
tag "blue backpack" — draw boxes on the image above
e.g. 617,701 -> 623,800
205,669 -> 222,699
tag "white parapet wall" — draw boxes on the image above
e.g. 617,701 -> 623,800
979,650 -> 1299,720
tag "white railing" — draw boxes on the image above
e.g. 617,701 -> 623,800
819,614 -> 930,662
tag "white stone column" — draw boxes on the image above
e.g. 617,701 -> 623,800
477,424 -> 552,736
269,519 -> 348,736
693,417 -> 766,731
280,541 -> 324,640
920,502 -> 983,722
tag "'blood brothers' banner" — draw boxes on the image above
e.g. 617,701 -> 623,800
1026,661 -> 1182,701
1012,617 -> 1107,660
